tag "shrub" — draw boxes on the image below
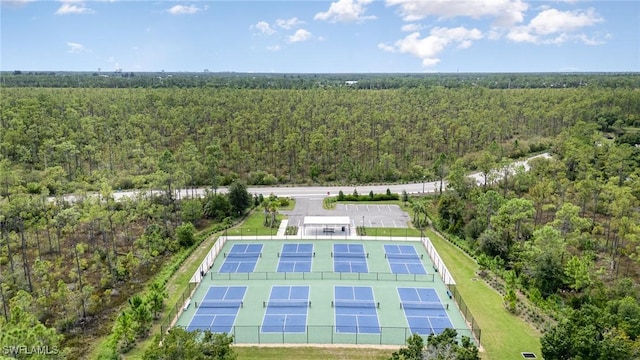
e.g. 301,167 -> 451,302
175,223 -> 196,247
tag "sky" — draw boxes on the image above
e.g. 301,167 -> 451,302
1,0 -> 639,73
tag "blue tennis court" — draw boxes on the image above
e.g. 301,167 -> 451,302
261,285 -> 310,333
332,243 -> 368,273
277,243 -> 314,272
219,243 -> 263,273
188,286 -> 246,332
384,244 -> 427,274
398,287 -> 452,335
333,286 -> 380,334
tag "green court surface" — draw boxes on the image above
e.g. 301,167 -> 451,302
175,239 -> 473,345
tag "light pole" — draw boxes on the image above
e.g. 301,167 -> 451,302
422,176 -> 426,193
362,216 -> 365,237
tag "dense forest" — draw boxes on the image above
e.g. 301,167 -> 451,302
0,73 -> 639,359
2,77 -> 639,193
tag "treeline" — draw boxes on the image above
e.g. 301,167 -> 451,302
2,72 -> 640,90
423,121 -> 640,358
1,86 -> 638,197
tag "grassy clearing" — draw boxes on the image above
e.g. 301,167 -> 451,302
361,227 -> 422,237
233,346 -> 394,360
225,210 -> 281,236
423,228 -> 541,360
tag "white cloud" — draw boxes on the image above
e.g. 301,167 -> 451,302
457,40 -> 473,49
314,0 -> 376,23
385,0 -> 528,27
252,21 -> 276,35
288,29 -> 313,43
577,33 -> 607,46
66,42 -> 85,54
276,17 -> 304,29
55,1 -> 93,15
487,29 -> 502,40
166,4 -> 202,15
401,23 -> 422,32
529,8 -> 602,35
267,45 -> 281,52
379,26 -> 483,67
378,43 -> 396,52
507,8 -> 604,44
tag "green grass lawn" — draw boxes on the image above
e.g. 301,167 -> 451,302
224,210 -> 282,236
361,227 -> 422,237
233,346 -> 394,360
423,228 -> 542,359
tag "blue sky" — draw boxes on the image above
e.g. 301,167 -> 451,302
1,0 -> 638,73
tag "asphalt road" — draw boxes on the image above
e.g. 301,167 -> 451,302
56,153 -> 550,203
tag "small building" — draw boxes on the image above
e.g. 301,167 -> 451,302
302,216 -> 351,236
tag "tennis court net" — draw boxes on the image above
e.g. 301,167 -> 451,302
400,302 -> 446,310
385,253 -> 423,259
278,252 -> 315,258
224,252 -> 262,258
332,300 -> 379,309
196,300 -> 244,308
263,300 -> 311,308
331,252 -> 368,259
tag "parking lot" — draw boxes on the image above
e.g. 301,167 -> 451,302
282,198 -> 411,229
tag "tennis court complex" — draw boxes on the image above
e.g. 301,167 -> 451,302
175,238 -> 475,345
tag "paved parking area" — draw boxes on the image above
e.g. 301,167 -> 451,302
338,204 -> 409,228
282,198 -> 410,229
